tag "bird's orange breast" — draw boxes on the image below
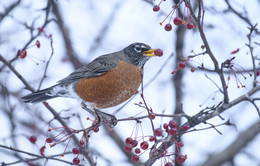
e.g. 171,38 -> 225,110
74,61 -> 142,109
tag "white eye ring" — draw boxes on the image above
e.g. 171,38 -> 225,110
134,45 -> 142,52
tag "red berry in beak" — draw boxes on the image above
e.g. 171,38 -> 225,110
154,49 -> 163,56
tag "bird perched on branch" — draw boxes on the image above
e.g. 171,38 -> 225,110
21,43 -> 162,109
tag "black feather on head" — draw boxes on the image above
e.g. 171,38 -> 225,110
123,43 -> 152,67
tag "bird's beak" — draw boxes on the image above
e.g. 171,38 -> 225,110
142,49 -> 157,57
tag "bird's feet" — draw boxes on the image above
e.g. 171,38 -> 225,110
81,102 -> 117,128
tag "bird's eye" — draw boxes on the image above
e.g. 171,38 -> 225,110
134,45 -> 142,52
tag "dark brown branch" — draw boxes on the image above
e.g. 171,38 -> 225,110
51,1 -> 82,69
187,86 -> 260,128
201,120 -> 260,166
0,0 -> 21,22
224,0 -> 259,34
0,144 -> 73,165
37,36 -> 55,90
246,24 -> 258,87
0,55 -> 34,92
185,0 -> 229,103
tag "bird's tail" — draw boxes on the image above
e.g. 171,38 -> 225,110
21,86 -> 57,103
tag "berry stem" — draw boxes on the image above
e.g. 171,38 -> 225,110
140,79 -> 156,136
168,8 -> 175,24
230,68 -> 243,88
61,135 -> 72,156
160,8 -> 175,25
232,64 -> 247,79
182,4 -> 187,23
158,0 -> 163,6
232,63 -> 252,77
172,137 -> 181,156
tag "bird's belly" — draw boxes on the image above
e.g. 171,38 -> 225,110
75,61 -> 142,109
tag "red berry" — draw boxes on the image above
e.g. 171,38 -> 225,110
125,137 -> 133,144
230,48 -> 240,54
131,155 -> 139,162
177,155 -> 187,164
187,22 -> 194,29
169,120 -> 177,128
182,124 -> 190,131
163,123 -> 168,129
140,141 -> 149,150
73,157 -> 80,165
153,5 -> 160,12
79,140 -> 84,145
154,49 -> 163,56
40,146 -> 45,156
124,144 -> 133,152
178,62 -> 185,69
132,140 -> 138,147
149,112 -> 156,119
38,27 -> 44,32
46,137 -> 53,143
93,127 -> 99,133
154,128 -> 163,136
149,136 -> 155,142
36,40 -> 40,48
256,70 -> 260,76
135,148 -> 141,154
169,128 -> 177,136
29,136 -> 37,144
164,24 -> 172,31
20,50 -> 27,59
165,128 -> 169,133
178,142 -> 184,147
191,68 -> 195,72
28,161 -> 34,166
165,162 -> 173,166
173,17 -> 182,25
72,148 -> 79,154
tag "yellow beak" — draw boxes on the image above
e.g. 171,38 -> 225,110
142,49 -> 157,56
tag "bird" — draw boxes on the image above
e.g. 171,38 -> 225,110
21,43 -> 161,109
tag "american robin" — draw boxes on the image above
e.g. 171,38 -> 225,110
21,43 -> 160,109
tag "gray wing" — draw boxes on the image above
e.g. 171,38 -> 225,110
58,52 -> 122,85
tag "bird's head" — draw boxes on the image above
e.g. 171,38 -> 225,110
123,42 -> 161,67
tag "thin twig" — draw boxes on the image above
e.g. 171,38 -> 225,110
37,35 -> 55,90
0,144 -> 74,165
185,0 -> 229,103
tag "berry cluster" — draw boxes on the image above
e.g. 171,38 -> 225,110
28,135 -> 48,157
29,135 -> 48,157
124,136 -> 153,163
153,0 -> 196,31
124,119 -> 189,165
27,112 -> 111,165
17,40 -> 40,59
223,56 -> 252,88
156,120 -> 189,165
16,27 -> 53,65
71,138 -> 86,165
29,124 -> 99,165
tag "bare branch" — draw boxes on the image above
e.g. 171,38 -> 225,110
201,120 -> 260,166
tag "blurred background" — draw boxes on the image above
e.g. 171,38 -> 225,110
0,0 -> 259,165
